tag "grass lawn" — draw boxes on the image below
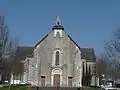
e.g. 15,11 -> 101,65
83,87 -> 100,90
0,86 -> 36,90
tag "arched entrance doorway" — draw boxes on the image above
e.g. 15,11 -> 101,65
52,68 -> 62,87
54,74 -> 60,87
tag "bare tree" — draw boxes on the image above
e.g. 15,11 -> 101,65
103,28 -> 120,82
96,56 -> 106,76
0,16 -> 18,83
96,56 -> 107,85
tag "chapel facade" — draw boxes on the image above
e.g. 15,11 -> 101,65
23,17 -> 96,87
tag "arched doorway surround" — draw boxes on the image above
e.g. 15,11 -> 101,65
51,68 -> 62,86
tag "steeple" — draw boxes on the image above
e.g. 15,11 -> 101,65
52,16 -> 64,30
55,16 -> 61,25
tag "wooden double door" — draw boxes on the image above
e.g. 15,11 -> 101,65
53,74 -> 60,87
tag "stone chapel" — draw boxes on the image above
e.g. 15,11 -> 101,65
21,17 -> 97,87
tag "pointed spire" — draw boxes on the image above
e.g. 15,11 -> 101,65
52,16 -> 64,30
55,16 -> 61,25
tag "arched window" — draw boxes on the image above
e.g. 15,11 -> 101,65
56,31 -> 60,37
55,51 -> 59,65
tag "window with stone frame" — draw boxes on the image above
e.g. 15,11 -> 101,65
68,77 -> 72,86
41,76 -> 45,86
55,51 -> 59,65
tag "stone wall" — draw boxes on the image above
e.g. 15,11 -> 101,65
33,29 -> 82,87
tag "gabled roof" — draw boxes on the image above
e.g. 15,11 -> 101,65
35,17 -> 64,47
81,48 -> 96,61
34,30 -> 81,49
34,31 -> 50,47
34,30 -> 96,62
67,34 -> 81,49
34,18 -> 96,62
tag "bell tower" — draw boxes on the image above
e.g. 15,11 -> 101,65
52,16 -> 64,37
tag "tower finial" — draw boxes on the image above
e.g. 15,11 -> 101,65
52,16 -> 64,30
55,16 -> 61,25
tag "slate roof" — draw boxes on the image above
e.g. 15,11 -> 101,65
13,46 -> 34,73
15,46 -> 34,60
81,48 -> 96,61
35,33 -> 49,47
52,25 -> 64,30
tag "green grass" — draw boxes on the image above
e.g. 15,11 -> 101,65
0,86 -> 36,90
0,86 -> 100,90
